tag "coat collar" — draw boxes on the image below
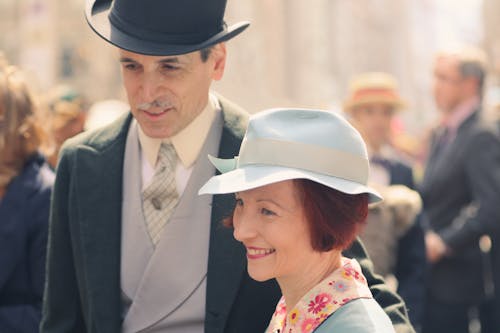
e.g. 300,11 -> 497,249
204,95 -> 250,332
73,112 -> 133,326
265,258 -> 372,333
422,110 -> 479,191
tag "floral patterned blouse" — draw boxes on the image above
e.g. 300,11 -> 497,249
265,257 -> 373,333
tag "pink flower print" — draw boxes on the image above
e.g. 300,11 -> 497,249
343,265 -> 363,281
301,317 -> 318,333
308,293 -> 332,314
333,280 -> 349,292
276,300 -> 287,315
342,265 -> 359,280
341,269 -> 353,280
317,312 -> 330,324
340,297 -> 352,305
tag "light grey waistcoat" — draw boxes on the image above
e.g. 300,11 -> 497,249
120,113 -> 222,333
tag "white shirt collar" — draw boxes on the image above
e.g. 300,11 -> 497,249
138,93 -> 220,168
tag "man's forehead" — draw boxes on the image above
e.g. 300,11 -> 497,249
118,49 -> 194,63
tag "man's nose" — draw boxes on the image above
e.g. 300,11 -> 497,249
140,72 -> 162,102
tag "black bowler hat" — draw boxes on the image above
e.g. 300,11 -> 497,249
85,0 -> 250,56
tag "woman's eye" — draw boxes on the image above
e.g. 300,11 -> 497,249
261,208 -> 276,216
235,198 -> 243,207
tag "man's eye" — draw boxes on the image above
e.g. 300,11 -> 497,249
235,198 -> 243,207
161,64 -> 179,71
261,208 -> 276,216
123,63 -> 139,71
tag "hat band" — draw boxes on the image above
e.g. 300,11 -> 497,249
237,138 -> 368,184
109,10 -> 225,45
351,88 -> 400,101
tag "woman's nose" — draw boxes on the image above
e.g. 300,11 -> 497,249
233,214 -> 257,242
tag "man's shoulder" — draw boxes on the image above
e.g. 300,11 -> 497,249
61,112 -> 132,155
217,94 -> 250,139
461,111 -> 500,150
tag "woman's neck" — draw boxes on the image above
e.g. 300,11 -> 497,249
277,250 -> 342,311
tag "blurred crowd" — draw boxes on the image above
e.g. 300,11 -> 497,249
0,42 -> 499,333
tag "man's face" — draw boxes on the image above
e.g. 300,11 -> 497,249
350,103 -> 395,151
433,55 -> 466,113
119,44 -> 226,138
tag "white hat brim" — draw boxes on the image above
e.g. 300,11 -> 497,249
199,164 -> 382,203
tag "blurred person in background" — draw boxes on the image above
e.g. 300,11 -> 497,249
419,46 -> 500,333
0,55 -> 55,332
343,72 -> 427,331
45,85 -> 87,168
83,98 -> 129,132
41,0 -> 415,332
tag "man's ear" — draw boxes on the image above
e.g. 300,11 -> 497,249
211,43 -> 227,81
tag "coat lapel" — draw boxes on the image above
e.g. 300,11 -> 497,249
422,112 -> 477,193
205,97 -> 250,333
74,113 -> 133,326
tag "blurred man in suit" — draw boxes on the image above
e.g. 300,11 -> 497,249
420,46 -> 500,333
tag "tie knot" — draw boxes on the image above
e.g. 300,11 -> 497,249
157,142 -> 178,170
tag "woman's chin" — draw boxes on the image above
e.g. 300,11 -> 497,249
247,270 -> 274,282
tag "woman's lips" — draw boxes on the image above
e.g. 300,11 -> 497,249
246,247 -> 276,259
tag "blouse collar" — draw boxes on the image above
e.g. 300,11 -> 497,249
266,257 -> 372,333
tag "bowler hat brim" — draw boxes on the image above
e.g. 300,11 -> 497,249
86,0 -> 250,56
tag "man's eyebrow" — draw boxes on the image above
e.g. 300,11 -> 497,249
158,57 -> 181,64
119,57 -> 182,64
119,57 -> 137,63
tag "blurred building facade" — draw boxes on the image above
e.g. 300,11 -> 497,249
1,0 -> 494,133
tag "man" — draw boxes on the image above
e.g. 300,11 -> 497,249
41,1 -> 415,332
419,47 -> 500,333
343,72 -> 427,330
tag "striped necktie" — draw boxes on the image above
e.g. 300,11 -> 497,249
142,142 -> 179,245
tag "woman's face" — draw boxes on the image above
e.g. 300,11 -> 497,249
233,180 -> 324,282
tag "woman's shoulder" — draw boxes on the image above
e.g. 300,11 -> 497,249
315,298 -> 396,333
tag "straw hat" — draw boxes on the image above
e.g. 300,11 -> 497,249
343,72 -> 406,112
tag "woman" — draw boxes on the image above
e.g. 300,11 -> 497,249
199,108 -> 395,332
0,58 -> 55,332
45,85 -> 87,169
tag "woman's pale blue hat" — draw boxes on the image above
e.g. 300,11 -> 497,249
199,108 -> 382,203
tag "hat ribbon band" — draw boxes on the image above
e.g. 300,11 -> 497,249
237,138 -> 368,184
352,88 -> 399,100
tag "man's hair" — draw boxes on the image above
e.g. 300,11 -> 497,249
460,58 -> 486,92
438,46 -> 488,92
200,46 -> 213,62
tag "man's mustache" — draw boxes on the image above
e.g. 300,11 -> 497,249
137,98 -> 173,111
